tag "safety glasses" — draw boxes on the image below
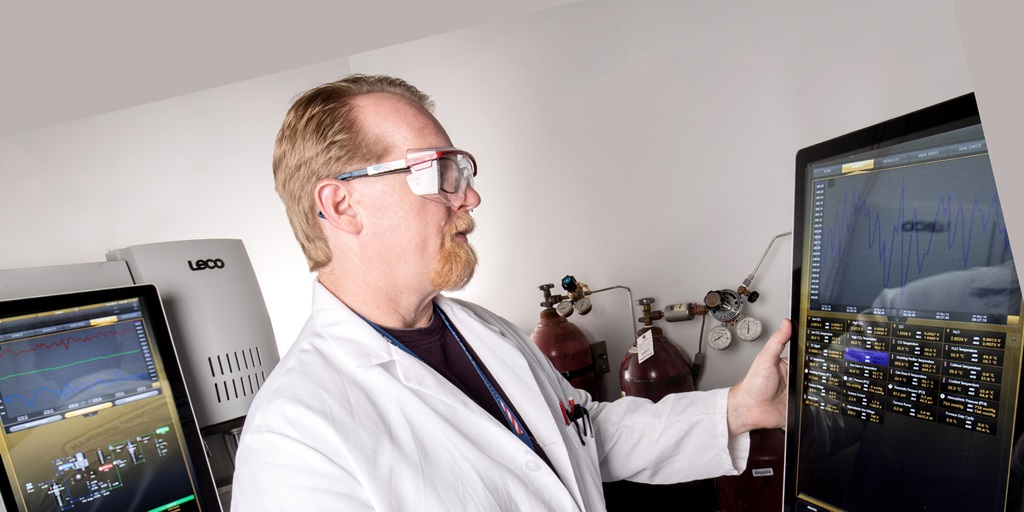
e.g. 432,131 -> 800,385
331,147 -> 477,208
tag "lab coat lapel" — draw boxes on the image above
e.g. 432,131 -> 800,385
439,299 -> 587,509
438,301 -> 557,440
388,342 -> 491,415
369,326 -> 507,425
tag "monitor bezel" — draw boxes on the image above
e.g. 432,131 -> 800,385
786,92 -> 1002,510
0,284 -> 221,512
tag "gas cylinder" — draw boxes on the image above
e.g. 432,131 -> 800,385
531,307 -> 600,398
620,325 -> 694,402
715,428 -> 786,511
620,297 -> 694,402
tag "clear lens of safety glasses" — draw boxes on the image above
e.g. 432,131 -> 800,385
405,149 -> 477,207
437,154 -> 475,203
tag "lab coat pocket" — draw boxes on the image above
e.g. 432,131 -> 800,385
563,418 -> 601,484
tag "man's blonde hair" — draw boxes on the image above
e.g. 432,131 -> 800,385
273,74 -> 435,270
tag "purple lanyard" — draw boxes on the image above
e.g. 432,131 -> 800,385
360,304 -> 537,452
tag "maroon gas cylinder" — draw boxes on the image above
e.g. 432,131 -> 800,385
619,326 -> 694,402
530,308 -> 600,398
715,428 -> 786,511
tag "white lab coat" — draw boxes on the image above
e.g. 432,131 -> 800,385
232,282 -> 749,511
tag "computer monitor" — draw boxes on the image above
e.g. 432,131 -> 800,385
786,93 -> 1023,511
0,285 -> 220,511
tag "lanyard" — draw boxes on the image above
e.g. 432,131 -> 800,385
359,304 -> 537,452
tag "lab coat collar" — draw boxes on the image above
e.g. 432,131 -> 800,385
309,281 -> 402,367
309,282 -> 538,406
308,283 -> 513,372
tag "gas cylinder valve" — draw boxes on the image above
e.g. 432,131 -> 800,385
736,284 -> 760,303
538,283 -> 568,308
636,297 -> 665,328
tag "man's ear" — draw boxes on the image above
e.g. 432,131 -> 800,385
315,179 -> 362,234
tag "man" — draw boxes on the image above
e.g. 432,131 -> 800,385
232,74 -> 791,511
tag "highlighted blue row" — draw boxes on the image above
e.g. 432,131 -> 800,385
844,348 -> 890,366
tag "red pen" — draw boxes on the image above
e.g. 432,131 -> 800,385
559,401 -> 570,426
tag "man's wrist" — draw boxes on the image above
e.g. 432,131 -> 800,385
726,386 -> 752,437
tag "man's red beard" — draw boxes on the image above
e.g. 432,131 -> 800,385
430,214 -> 478,291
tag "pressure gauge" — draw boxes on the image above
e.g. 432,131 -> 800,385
708,325 -> 733,350
555,301 -> 575,317
735,315 -> 763,342
574,297 -> 593,315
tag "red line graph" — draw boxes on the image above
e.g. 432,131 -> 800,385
0,326 -> 135,358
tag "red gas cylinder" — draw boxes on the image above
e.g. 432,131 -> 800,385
716,428 -> 786,511
619,326 -> 694,402
531,308 -> 600,399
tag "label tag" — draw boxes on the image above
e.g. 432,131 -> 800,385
751,468 -> 774,477
637,330 -> 655,364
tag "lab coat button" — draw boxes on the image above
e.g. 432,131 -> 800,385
524,459 -> 542,472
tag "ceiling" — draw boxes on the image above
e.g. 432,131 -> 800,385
0,0 -> 576,138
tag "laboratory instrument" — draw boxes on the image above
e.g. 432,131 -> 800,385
107,240 -> 280,510
0,285 -> 220,512
0,238 -> 279,512
787,93 -> 1024,512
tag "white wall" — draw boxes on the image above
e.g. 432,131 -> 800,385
0,0 -> 977,398
0,58 -> 353,352
350,0 -> 973,396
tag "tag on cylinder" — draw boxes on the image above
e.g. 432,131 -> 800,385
637,331 -> 655,363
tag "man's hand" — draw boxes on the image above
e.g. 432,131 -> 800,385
726,319 -> 791,436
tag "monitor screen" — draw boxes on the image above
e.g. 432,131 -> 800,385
0,285 -> 219,512
786,93 -> 1024,511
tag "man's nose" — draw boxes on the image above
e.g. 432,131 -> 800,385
460,184 -> 481,211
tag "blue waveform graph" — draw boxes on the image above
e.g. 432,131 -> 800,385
822,180 -> 1010,290
810,154 -> 1020,321
4,370 -> 152,409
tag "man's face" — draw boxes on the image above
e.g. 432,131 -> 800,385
350,93 -> 481,292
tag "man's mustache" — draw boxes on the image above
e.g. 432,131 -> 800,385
447,215 -> 476,238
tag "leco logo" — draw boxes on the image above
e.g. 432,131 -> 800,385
188,258 -> 226,271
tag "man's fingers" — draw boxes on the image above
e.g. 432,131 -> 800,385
755,318 -> 791,363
